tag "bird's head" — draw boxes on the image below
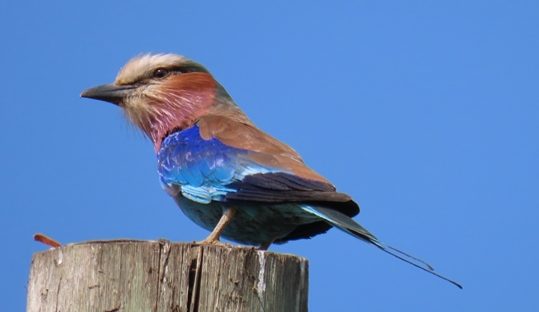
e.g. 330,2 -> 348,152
81,53 -> 242,150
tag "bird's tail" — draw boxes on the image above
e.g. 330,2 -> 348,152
301,205 -> 463,289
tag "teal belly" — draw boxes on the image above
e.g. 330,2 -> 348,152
173,196 -> 320,246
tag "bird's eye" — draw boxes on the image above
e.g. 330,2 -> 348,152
153,68 -> 169,79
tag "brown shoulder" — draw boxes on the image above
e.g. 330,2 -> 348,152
197,115 -> 330,183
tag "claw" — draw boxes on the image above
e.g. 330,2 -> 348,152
194,239 -> 233,248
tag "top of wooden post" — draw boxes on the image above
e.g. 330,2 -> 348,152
27,240 -> 309,312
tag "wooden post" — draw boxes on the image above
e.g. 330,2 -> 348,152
27,240 -> 308,312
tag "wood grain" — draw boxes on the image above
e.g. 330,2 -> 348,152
27,240 -> 308,312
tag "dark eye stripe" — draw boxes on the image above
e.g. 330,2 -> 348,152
150,65 -> 207,79
138,63 -> 209,83
169,64 -> 208,74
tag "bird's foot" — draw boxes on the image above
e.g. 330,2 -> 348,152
194,238 -> 233,248
193,207 -> 236,248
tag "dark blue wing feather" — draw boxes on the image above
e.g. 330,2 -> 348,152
157,124 -> 358,217
158,125 -> 254,203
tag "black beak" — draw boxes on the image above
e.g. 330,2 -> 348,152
80,84 -> 136,105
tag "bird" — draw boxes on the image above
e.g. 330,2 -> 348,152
81,53 -> 462,288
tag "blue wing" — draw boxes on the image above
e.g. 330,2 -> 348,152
157,124 -> 357,210
157,124 -> 273,204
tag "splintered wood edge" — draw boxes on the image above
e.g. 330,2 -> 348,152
31,239 -> 308,262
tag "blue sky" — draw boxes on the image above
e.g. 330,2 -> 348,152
1,1 -> 538,311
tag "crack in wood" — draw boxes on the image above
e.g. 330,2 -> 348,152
187,247 -> 204,312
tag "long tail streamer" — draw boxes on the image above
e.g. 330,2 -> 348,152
302,205 -> 463,289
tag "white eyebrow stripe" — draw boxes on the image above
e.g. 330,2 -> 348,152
115,53 -> 187,85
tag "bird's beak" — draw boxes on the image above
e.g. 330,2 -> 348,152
81,83 -> 136,105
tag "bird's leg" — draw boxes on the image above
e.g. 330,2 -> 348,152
196,207 -> 236,247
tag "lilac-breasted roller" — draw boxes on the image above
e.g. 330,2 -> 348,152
81,53 -> 461,288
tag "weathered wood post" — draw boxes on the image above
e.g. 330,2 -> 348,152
27,240 -> 308,312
